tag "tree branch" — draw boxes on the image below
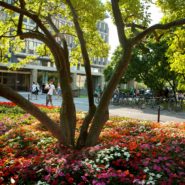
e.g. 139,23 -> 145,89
111,0 -> 127,48
0,1 -> 56,43
132,18 -> 185,44
17,0 -> 25,35
0,0 -> 66,66
66,0 -> 96,108
126,23 -> 147,30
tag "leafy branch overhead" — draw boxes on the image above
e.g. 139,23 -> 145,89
0,0 -> 109,68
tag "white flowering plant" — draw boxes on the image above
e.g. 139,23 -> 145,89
82,145 -> 131,172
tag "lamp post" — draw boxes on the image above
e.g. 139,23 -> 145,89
157,105 -> 160,122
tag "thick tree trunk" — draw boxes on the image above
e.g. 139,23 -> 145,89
54,47 -> 77,147
60,84 -> 76,147
86,46 -> 132,146
0,84 -> 63,142
76,105 -> 96,148
66,0 -> 97,148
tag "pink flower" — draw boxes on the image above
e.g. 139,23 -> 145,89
141,144 -> 150,150
44,174 -> 51,182
153,164 -> 162,172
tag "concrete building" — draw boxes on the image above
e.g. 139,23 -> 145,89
0,9 -> 109,94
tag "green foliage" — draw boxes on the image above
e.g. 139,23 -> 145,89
104,39 -> 179,92
157,0 -> 185,21
157,0 -> 185,90
0,105 -> 25,114
0,0 -> 109,70
106,0 -> 152,37
166,29 -> 185,90
104,46 -> 122,82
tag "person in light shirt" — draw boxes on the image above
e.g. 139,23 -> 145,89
45,80 -> 56,106
31,82 -> 39,100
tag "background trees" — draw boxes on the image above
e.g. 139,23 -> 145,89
104,39 -> 178,95
0,0 -> 185,148
157,0 -> 185,90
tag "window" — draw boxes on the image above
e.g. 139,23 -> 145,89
28,40 -> 34,54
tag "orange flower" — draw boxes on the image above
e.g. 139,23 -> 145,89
129,141 -> 138,150
117,170 -> 122,174
124,170 -> 130,176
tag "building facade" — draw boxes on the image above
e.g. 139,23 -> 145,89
0,12 -> 109,94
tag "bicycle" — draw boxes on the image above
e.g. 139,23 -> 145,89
168,98 -> 184,112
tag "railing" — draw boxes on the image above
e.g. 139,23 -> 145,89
110,93 -> 184,112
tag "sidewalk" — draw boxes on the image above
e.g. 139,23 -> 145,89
0,92 -> 185,123
109,105 -> 185,123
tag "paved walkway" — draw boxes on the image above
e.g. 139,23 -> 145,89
0,92 -> 185,123
109,105 -> 185,123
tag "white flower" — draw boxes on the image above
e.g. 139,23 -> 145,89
146,181 -> 155,185
124,152 -> 130,158
10,178 -> 15,184
144,167 -> 149,172
140,180 -> 146,185
117,152 -> 121,157
93,164 -> 97,168
149,176 -> 154,181
100,160 -> 104,164
96,168 -> 100,172
156,142 -> 162,146
156,174 -> 162,178
149,173 -> 155,176
96,159 -> 100,163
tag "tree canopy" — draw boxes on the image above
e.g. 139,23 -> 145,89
157,0 -> 185,90
104,39 -> 179,93
0,0 -> 109,67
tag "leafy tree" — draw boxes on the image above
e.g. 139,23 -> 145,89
157,0 -> 185,90
166,29 -> 185,90
0,0 -> 185,148
104,40 -> 178,95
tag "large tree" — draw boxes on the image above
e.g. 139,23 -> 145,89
104,40 -> 178,95
157,0 -> 185,90
0,0 -> 185,148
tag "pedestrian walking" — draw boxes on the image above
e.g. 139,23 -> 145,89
45,80 -> 56,106
31,82 -> 39,100
57,83 -> 62,99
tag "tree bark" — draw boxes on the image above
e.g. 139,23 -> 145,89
54,46 -> 77,147
76,105 -> 96,148
66,0 -> 96,109
66,0 -> 96,148
86,45 -> 133,146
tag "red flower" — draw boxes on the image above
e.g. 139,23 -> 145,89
129,141 -> 138,150
67,177 -> 74,184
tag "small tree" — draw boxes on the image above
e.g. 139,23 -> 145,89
0,0 -> 185,148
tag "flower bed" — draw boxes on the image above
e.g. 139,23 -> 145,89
0,102 -> 185,185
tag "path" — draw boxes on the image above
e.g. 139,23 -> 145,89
0,92 -> 184,122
